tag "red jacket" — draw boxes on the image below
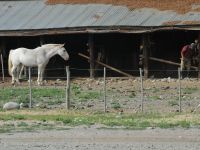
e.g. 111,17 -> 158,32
181,45 -> 193,58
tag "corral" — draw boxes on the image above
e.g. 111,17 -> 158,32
0,1 -> 200,149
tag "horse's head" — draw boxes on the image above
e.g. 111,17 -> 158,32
57,44 -> 69,61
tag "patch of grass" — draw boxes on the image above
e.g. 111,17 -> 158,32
168,100 -> 179,106
148,95 -> 161,101
0,87 -> 66,107
0,110 -> 198,130
111,101 -> 121,109
78,91 -> 100,101
129,92 -> 136,98
17,122 -> 29,127
183,87 -> 198,94
56,117 -> 73,124
71,84 -> 81,95
71,84 -> 101,101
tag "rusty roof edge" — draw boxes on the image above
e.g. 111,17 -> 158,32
0,25 -> 200,36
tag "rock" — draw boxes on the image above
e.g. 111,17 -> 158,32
161,78 -> 167,82
3,102 -> 20,110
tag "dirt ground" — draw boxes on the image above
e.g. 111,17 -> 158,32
1,77 -> 200,113
1,77 -> 200,150
0,126 -> 200,150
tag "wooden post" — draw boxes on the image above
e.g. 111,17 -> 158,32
103,67 -> 107,112
0,38 -> 5,82
197,33 -> 200,78
28,67 -> 32,108
66,66 -> 70,109
142,34 -> 150,78
139,68 -> 144,112
88,34 -> 95,78
178,68 -> 182,112
1,54 -> 4,82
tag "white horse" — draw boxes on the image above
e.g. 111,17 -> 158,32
8,44 -> 69,85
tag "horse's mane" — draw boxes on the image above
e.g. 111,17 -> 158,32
41,44 -> 61,47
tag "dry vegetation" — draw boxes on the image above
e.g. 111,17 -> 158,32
47,0 -> 200,14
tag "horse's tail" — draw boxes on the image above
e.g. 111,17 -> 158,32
8,50 -> 13,76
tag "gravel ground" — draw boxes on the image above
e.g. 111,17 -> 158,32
0,127 -> 200,150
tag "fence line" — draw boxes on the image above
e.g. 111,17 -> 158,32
139,68 -> 144,112
1,54 -> 4,82
3,67 -> 200,113
28,67 -> 32,108
103,67 -> 107,113
66,66 -> 70,110
178,68 -> 182,112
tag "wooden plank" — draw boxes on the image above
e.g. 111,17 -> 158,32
78,53 -> 133,77
142,34 -> 150,78
88,34 -> 95,78
149,57 -> 198,70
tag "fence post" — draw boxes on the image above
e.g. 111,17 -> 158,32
66,66 -> 70,110
139,68 -> 144,112
1,54 -> 4,82
28,67 -> 32,108
103,67 -> 107,112
178,68 -> 182,112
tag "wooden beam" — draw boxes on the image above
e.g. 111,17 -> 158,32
149,56 -> 198,70
78,53 -> 133,77
142,34 -> 150,78
88,34 -> 95,78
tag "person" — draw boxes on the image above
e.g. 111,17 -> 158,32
180,43 -> 196,77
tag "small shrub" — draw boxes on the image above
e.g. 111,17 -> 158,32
111,101 -> 121,109
17,122 -> 29,127
168,100 -> 179,106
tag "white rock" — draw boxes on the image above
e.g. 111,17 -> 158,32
3,102 -> 20,110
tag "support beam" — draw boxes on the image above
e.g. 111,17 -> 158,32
149,56 -> 197,70
197,32 -> 200,78
142,34 -> 150,78
78,53 -> 133,77
88,34 -> 95,78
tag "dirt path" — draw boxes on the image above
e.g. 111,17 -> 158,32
0,127 -> 200,150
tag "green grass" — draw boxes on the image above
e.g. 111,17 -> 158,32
71,84 -> 101,102
0,86 -> 101,106
111,101 -> 121,109
0,110 -> 199,131
0,87 -> 66,106
183,87 -> 198,94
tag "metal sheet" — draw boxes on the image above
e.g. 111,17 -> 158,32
0,0 -> 200,33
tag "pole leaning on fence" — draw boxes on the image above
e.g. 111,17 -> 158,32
28,67 -> 32,108
178,68 -> 182,112
1,54 -> 4,82
139,68 -> 144,112
103,67 -> 107,112
66,66 -> 70,110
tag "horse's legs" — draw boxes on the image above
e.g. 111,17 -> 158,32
37,65 -> 44,85
16,65 -> 22,84
37,68 -> 41,85
11,65 -> 17,85
37,64 -> 47,85
19,65 -> 24,79
40,67 -> 45,83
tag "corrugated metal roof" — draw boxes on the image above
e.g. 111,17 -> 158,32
1,0 -> 200,33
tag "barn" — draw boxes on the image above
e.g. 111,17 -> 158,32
0,0 -> 200,78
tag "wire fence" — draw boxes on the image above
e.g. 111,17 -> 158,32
1,65 -> 200,113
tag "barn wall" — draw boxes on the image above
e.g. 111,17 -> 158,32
1,30 -> 199,78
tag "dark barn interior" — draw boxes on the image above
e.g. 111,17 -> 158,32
0,30 -> 199,78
